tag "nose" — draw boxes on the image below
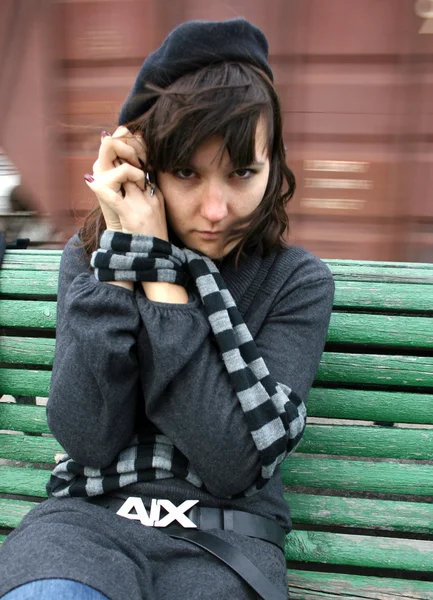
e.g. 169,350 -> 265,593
199,181 -> 228,223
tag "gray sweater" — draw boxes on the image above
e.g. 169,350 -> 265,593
46,234 -> 334,531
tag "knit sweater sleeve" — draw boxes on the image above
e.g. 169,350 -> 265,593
46,235 -> 142,467
135,251 -> 334,497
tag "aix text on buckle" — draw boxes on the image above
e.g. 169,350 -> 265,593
116,497 -> 198,528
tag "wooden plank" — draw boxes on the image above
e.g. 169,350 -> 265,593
334,281 -> 433,312
2,343 -> 433,395
328,313 -> 433,348
0,465 -> 50,497
0,498 -> 38,529
308,388 -> 433,424
2,250 -> 62,270
0,433 -> 61,463
0,270 -> 59,296
317,353 -> 433,388
2,353 -> 432,397
0,404 -> 50,434
286,493 -> 433,533
285,530 -> 433,572
299,424 -> 433,460
0,368 -> 51,397
0,337 -> 55,366
0,300 -> 57,328
282,456 -> 433,495
327,259 -> 433,270
287,569 -> 433,599
328,263 -> 433,284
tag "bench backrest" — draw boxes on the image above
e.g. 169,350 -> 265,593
1,250 -> 433,598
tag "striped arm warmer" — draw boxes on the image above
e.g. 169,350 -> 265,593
48,231 -> 306,498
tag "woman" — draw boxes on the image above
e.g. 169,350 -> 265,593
0,18 -> 334,600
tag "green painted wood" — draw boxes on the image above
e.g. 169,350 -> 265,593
0,404 -> 50,433
299,424 -> 433,460
0,337 -> 55,366
287,569 -> 433,599
2,250 -> 62,271
0,535 -> 6,545
328,313 -> 433,348
0,498 -> 38,529
326,258 -> 433,269
0,300 -> 57,328
285,530 -> 433,571
3,341 -> 433,396
0,434 -> 61,463
0,368 -> 51,397
328,264 -> 433,284
334,281 -> 433,312
317,352 -> 433,387
0,271 -> 59,296
285,493 -> 433,533
0,465 -> 50,496
308,388 -> 433,424
282,456 -> 433,495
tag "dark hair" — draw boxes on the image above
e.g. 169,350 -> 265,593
80,62 -> 295,258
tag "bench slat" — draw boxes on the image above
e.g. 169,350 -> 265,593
3,275 -> 433,311
0,301 -> 57,328
0,337 -> 55,366
4,404 -> 433,461
334,281 -> 433,312
327,258 -> 433,269
2,352 -> 432,397
318,352 -> 433,387
0,498 -> 38,529
300,424 -> 433,460
0,271 -> 59,296
329,313 -> 433,347
286,493 -> 433,533
3,306 -> 433,347
328,264 -> 433,284
287,569 -> 433,599
308,387 -> 433,424
2,388 -> 431,432
282,456 -> 433,495
0,465 -> 49,497
0,434 -> 61,463
0,404 -> 50,434
4,424 -> 432,464
0,368 -> 51,397
1,493 -> 432,539
285,530 -> 433,572
2,251 -> 62,270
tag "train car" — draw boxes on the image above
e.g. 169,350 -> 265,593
1,0 -> 432,260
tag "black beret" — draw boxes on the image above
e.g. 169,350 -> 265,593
118,18 -> 273,125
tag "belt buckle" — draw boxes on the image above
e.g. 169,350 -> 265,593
116,497 -> 199,528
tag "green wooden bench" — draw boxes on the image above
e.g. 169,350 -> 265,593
1,249 -> 433,599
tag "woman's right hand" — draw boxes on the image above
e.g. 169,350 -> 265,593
86,128 -> 147,232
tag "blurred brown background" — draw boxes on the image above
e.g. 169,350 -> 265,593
0,0 -> 432,260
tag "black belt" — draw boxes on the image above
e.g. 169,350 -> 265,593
87,496 -> 287,600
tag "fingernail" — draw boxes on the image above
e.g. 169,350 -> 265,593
138,158 -> 145,170
84,174 -> 94,183
101,130 -> 111,138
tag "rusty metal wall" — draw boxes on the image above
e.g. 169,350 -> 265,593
2,0 -> 432,259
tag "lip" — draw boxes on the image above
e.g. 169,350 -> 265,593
196,231 -> 223,240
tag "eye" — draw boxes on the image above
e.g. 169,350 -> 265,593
232,168 -> 255,179
173,168 -> 196,179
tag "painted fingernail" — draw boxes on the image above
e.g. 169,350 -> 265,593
101,130 -> 111,138
84,174 -> 94,183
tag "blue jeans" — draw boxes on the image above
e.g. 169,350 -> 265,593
1,579 -> 109,599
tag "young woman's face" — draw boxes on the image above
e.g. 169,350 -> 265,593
157,117 -> 270,258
